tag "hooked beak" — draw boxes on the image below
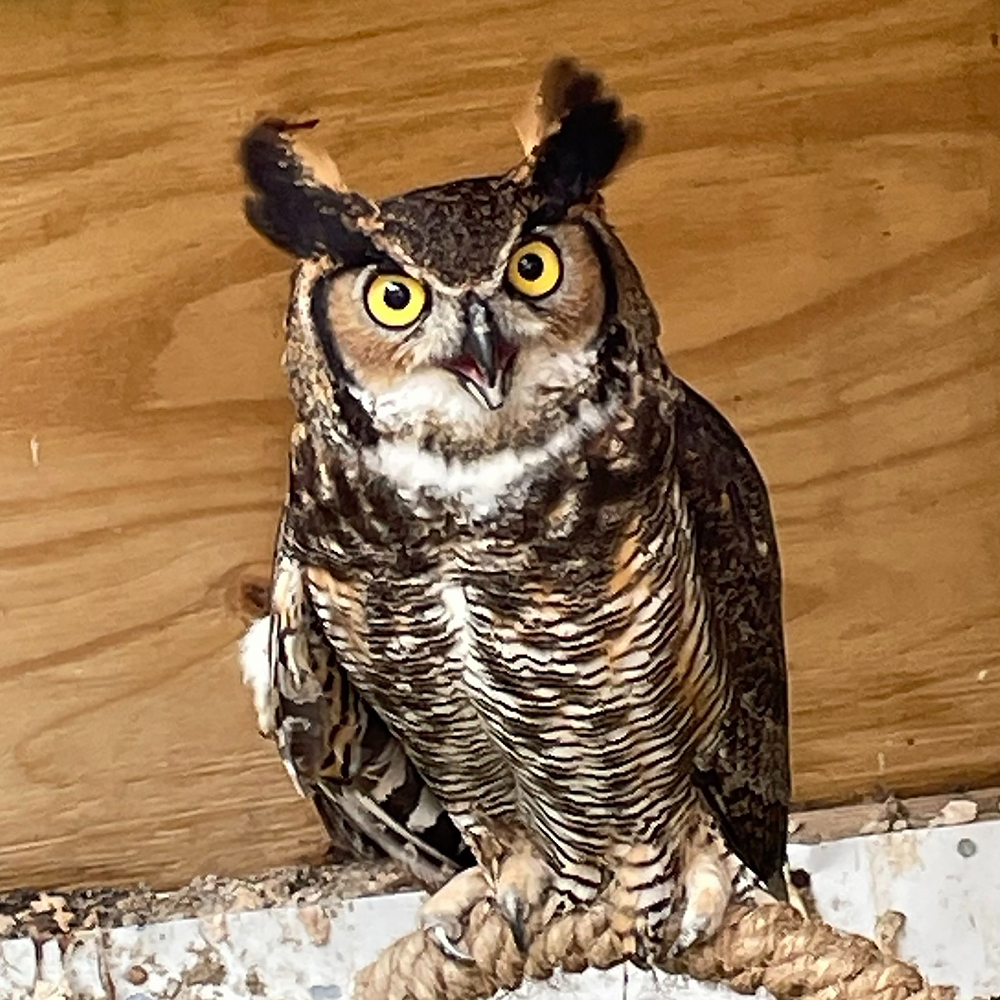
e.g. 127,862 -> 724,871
442,298 -> 518,410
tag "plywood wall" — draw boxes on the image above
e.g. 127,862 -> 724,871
1,0 -> 997,891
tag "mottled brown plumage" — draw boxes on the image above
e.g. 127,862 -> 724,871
237,57 -> 789,958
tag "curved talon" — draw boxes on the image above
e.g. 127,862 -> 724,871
672,844 -> 732,955
427,922 -> 475,964
419,866 -> 488,965
668,930 -> 693,958
491,845 -> 552,953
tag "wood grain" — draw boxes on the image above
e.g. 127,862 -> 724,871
0,0 -> 997,890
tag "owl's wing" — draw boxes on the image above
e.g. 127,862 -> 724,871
673,380 -> 790,896
240,531 -> 472,889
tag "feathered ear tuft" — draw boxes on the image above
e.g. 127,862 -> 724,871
520,57 -> 642,222
239,118 -> 379,260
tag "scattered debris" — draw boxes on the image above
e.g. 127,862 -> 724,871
929,799 -> 978,827
184,946 -> 227,987
298,904 -> 332,945
859,816 -> 892,835
28,983 -> 71,1000
860,795 -> 911,836
874,909 -> 906,957
200,912 -> 229,944
787,788 -> 1000,844
245,967 -> 267,996
126,965 -> 149,986
0,860 -> 416,944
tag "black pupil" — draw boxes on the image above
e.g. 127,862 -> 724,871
383,281 -> 411,310
517,252 -> 544,282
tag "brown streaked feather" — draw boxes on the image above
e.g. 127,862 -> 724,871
268,534 -> 473,888
608,514 -> 642,595
306,564 -> 370,659
239,118 -> 380,261
674,381 -> 790,895
525,58 -> 643,224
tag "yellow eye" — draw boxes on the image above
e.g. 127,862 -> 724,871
506,239 -> 562,299
364,273 -> 428,329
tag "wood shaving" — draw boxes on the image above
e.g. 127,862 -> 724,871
874,909 -> 906,956
29,892 -> 74,933
929,799 -> 978,827
29,983 -> 71,1000
298,903 -> 331,945
0,859 -> 415,943
859,818 -> 891,835
200,912 -> 229,943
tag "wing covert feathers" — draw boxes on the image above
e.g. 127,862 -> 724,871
674,381 -> 791,892
239,548 -> 472,889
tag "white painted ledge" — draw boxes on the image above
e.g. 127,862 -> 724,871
3,820 -> 998,1000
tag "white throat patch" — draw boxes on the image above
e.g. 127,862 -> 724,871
364,398 -> 611,515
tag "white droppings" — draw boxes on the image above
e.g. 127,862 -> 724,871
239,617 -> 276,735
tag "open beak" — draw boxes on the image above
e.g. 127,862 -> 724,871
442,298 -> 518,410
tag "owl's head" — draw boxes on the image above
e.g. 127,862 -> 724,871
241,59 -> 647,457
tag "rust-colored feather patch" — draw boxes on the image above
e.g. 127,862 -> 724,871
292,133 -> 350,193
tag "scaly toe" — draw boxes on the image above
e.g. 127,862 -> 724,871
491,846 -> 552,953
670,842 -> 734,955
494,889 -> 530,952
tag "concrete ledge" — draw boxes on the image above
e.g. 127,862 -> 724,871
2,819 -> 997,999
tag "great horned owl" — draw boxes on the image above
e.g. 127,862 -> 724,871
237,59 -> 789,958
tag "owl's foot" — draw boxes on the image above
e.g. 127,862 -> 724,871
492,845 -> 554,952
669,842 -> 736,955
419,866 -> 489,963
